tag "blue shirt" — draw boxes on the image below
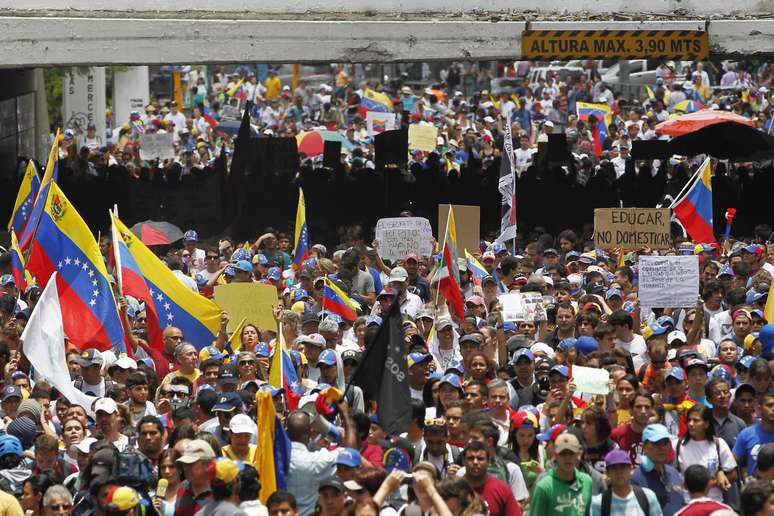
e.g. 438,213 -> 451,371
631,464 -> 685,516
732,423 -> 774,475
368,266 -> 383,294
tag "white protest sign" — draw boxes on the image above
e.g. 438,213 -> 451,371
139,133 -> 176,160
366,112 -> 396,136
638,255 -> 699,308
522,292 -> 547,321
500,293 -> 525,322
374,217 -> 432,261
63,67 -> 106,136
571,365 -> 610,395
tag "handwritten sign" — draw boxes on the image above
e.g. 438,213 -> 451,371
374,217 -> 433,261
366,112 -> 396,136
408,124 -> 439,152
571,365 -> 610,395
594,208 -> 672,250
214,283 -> 279,333
139,133 -> 176,160
522,292 -> 548,322
638,255 -> 699,308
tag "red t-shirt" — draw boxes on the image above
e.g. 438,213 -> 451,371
611,423 -> 675,466
610,423 -> 643,465
360,442 -> 384,467
472,475 -> 523,516
675,498 -> 734,515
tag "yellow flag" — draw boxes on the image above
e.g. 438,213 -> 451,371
254,390 -> 278,501
765,286 -> 774,324
228,316 -> 247,353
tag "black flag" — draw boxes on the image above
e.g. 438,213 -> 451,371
348,299 -> 411,435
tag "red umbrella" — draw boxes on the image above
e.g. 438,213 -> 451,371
655,110 -> 755,137
130,220 -> 184,246
295,131 -> 325,157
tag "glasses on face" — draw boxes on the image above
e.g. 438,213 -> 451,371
239,361 -> 256,366
47,504 -> 72,511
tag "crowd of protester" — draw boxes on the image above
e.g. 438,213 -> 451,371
0,58 -> 773,516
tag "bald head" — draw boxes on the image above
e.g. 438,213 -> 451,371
286,411 -> 311,444
163,326 -> 183,354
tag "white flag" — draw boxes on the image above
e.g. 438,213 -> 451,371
21,273 -> 97,416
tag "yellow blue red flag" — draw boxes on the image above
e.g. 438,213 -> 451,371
112,215 -> 221,349
8,161 -> 40,235
292,188 -> 309,269
26,182 -> 125,352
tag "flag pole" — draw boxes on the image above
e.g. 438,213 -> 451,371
434,206 -> 453,310
109,209 -> 123,296
668,157 -> 709,209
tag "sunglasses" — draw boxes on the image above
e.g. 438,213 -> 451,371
239,361 -> 256,366
47,505 -> 72,511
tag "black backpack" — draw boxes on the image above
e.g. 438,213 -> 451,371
600,486 -> 650,516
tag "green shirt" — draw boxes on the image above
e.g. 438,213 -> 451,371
531,467 -> 593,516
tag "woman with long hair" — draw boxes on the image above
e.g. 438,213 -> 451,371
466,351 -> 494,384
153,449 -> 182,516
509,411 -> 544,500
675,405 -> 737,502
436,476 -> 488,516
239,324 -> 261,353
61,417 -> 87,467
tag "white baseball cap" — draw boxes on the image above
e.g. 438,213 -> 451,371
228,413 -> 257,436
94,397 -> 118,415
72,437 -> 98,454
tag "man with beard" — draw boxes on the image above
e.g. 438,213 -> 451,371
94,397 -> 129,451
137,415 -> 166,471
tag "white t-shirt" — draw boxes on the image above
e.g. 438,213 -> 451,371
615,334 -> 647,361
410,387 -> 424,401
709,311 -> 733,345
676,438 -> 736,502
514,147 -> 535,174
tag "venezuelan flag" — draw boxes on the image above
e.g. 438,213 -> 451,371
227,316 -> 247,353
26,182 -> 125,352
19,131 -> 63,251
577,102 -> 612,125
292,188 -> 309,269
255,390 -> 292,502
112,215 -> 221,349
9,230 -> 32,293
8,161 -> 40,235
359,89 -> 392,118
322,276 -> 359,321
435,207 -> 465,319
226,78 -> 245,97
465,250 -> 488,286
673,158 -> 715,244
111,211 -> 165,354
268,325 -> 303,410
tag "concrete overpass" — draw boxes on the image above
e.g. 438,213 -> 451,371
0,1 -> 774,66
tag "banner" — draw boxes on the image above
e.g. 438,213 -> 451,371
408,124 -> 439,152
63,67 -> 106,136
374,217 -> 433,261
500,293 -> 525,322
594,208 -> 672,250
638,255 -> 699,308
365,112 -> 396,136
214,283 -> 279,333
113,66 -> 150,129
139,133 -> 176,160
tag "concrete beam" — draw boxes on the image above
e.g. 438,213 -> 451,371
1,16 -> 774,67
2,0 -> 773,16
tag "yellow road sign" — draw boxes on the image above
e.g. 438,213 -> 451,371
522,30 -> 709,60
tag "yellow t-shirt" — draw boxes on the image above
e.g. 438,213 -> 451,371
0,492 -> 24,516
265,77 -> 281,100
223,444 -> 257,463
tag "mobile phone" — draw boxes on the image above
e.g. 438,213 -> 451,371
401,474 -> 413,485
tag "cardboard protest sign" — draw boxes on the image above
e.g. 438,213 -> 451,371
139,133 -> 176,160
594,208 -> 671,250
439,204 -> 480,258
366,112 -> 396,136
214,283 -> 279,333
408,124 -> 439,152
374,217 -> 433,261
571,365 -> 610,395
638,255 -> 699,308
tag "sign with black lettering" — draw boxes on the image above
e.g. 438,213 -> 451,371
639,255 -> 699,308
521,30 -> 708,60
594,208 -> 672,250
